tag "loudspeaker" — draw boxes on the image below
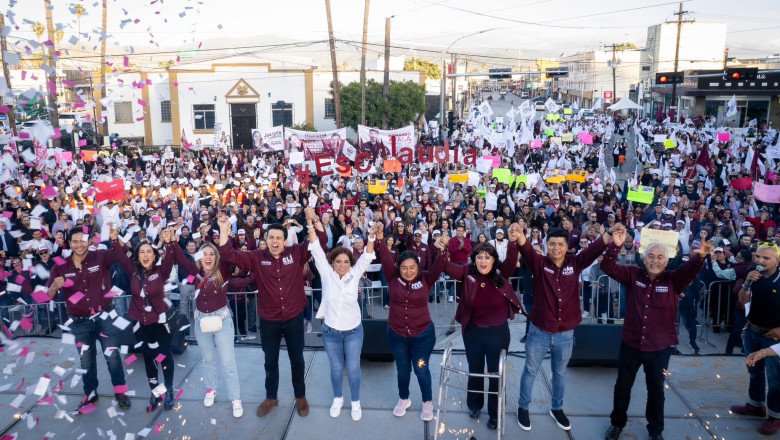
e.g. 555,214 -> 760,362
567,323 -> 622,367
361,319 -> 394,362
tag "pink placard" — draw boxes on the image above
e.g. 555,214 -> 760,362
1,211 -> 12,218
60,151 -> 73,163
717,132 -> 730,142
531,138 -> 543,149
78,139 -> 87,147
483,155 -> 501,168
580,134 -> 594,145
754,182 -> 780,204
67,291 -> 84,304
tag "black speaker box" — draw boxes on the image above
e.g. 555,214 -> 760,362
361,319 -> 394,362
567,323 -> 622,367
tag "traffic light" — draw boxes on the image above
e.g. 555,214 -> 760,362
655,71 -> 683,84
725,68 -> 758,80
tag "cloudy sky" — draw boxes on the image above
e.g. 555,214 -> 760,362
3,0 -> 778,67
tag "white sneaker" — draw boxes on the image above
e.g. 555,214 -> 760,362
232,400 -> 243,418
351,401 -> 362,421
330,396 -> 344,418
393,398 -> 412,417
420,401 -> 433,421
581,311 -> 591,318
203,390 -> 216,407
447,296 -> 454,303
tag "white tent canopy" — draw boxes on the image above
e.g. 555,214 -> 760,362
608,97 -> 643,111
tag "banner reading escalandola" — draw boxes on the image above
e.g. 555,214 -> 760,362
357,125 -> 416,160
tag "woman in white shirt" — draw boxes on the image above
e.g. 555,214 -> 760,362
307,221 -> 377,422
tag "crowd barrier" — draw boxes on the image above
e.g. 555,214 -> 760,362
0,275 -> 744,352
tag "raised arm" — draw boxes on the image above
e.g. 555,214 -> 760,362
672,242 -> 710,293
424,236 -> 447,285
375,237 -> 398,280
307,238 -> 331,276
171,239 -> 200,276
216,213 -> 257,272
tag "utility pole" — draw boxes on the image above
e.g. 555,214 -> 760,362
324,0 -> 342,128
43,0 -> 60,147
0,13 -> 17,136
382,16 -> 391,129
668,1 -> 692,122
602,43 -> 621,106
359,0 -> 370,126
451,53 -> 458,115
99,0 -> 108,137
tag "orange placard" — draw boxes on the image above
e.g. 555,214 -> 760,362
565,171 -> 588,183
80,150 -> 98,162
449,172 -> 468,183
383,159 -> 402,173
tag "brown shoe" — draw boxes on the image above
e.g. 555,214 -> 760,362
256,398 -> 278,417
295,397 -> 309,417
730,403 -> 766,417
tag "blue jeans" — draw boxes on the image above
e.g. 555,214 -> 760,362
322,322 -> 364,402
69,314 -> 126,396
519,322 -> 574,410
194,307 -> 241,401
387,323 -> 436,402
744,326 -> 780,417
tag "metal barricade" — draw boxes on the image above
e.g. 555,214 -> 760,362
697,279 -> 738,347
434,342 -> 508,440
580,274 -> 625,324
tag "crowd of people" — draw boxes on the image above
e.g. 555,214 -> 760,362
0,95 -> 779,437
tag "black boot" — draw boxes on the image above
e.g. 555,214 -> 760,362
164,389 -> 175,410
147,393 -> 162,413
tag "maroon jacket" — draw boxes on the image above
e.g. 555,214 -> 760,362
116,243 -> 176,325
600,243 -> 704,351
217,229 -> 326,321
48,241 -> 128,316
377,239 -> 444,337
519,236 -> 606,333
444,242 -> 523,330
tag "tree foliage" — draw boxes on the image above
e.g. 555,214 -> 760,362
404,58 -> 441,80
291,121 -> 316,131
332,79 -> 426,130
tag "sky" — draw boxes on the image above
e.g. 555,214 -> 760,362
2,0 -> 779,68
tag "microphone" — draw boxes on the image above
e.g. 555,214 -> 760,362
742,264 -> 765,289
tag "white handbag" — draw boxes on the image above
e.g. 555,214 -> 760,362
199,314 -> 224,333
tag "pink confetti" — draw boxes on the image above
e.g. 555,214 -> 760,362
123,56 -> 129,67
2,211 -> 12,218
17,132 -> 29,139
185,275 -> 195,283
78,403 -> 96,414
31,290 -> 50,304
113,385 -> 128,394
154,353 -> 166,363
137,98 -> 147,106
53,257 -> 66,266
0,105 -> 9,114
92,236 -> 101,244
52,127 -> 61,139
61,79 -> 76,87
63,279 -> 74,288
124,354 -> 137,365
67,291 -> 84,304
18,317 -> 33,332
153,423 -> 164,434
78,139 -> 87,147
37,396 -> 54,405
174,388 -> 184,400
15,275 -> 24,284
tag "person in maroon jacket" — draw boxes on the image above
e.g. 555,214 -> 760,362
216,207 -> 326,419
171,241 -> 245,418
114,227 -> 179,413
47,226 -> 131,413
442,223 -> 524,431
376,227 -> 447,422
602,225 -> 710,440
516,223 -> 614,432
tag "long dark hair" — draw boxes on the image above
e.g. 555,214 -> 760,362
469,243 -> 504,288
132,240 -> 160,273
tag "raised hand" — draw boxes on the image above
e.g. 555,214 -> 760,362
508,222 -> 522,243
610,223 -> 627,247
693,240 -> 714,258
109,223 -> 119,241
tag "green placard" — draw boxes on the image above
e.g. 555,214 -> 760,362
514,175 -> 528,185
627,186 -> 655,204
544,128 -> 554,137
663,138 -> 676,149
492,168 -> 513,183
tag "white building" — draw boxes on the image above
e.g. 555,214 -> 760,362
640,22 -> 727,113
559,49 -> 641,109
101,59 -> 315,148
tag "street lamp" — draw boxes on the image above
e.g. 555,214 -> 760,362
439,28 -> 501,128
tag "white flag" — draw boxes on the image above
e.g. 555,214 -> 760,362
725,95 -> 738,118
544,98 -> 560,114
518,100 -> 534,122
591,98 -> 603,111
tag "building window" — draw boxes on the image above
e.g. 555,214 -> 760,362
272,101 -> 293,127
160,100 -> 171,123
114,101 -> 133,123
324,98 -> 335,119
193,104 -> 215,130
641,66 -> 651,71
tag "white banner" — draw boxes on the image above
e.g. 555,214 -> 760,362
251,126 -> 284,153
357,125 -> 416,159
283,127 -> 349,162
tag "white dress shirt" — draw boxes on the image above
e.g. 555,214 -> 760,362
309,241 -> 375,331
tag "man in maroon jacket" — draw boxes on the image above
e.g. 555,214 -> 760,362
602,225 -> 711,440
217,208 -> 325,419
